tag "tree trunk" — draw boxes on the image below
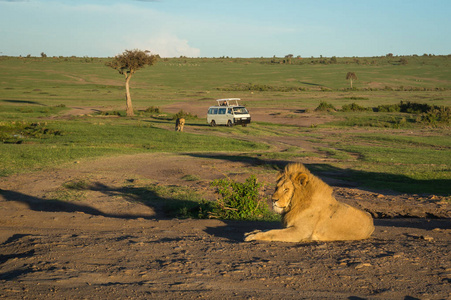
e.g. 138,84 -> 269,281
350,78 -> 353,89
125,73 -> 134,117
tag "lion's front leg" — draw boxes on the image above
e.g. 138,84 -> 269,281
244,227 -> 310,243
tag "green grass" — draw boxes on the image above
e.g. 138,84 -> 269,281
0,114 -> 268,176
0,55 -> 450,198
318,131 -> 451,194
1,55 -> 450,109
45,179 -> 88,202
0,104 -> 68,119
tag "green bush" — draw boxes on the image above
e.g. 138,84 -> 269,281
174,109 -> 197,120
399,101 -> 432,114
210,175 -> 277,221
375,101 -> 433,113
144,106 -> 160,113
345,96 -> 369,100
98,110 -> 123,116
420,106 -> 450,126
217,83 -> 306,92
375,104 -> 401,112
315,101 -> 336,112
341,103 -> 370,112
399,58 -> 408,65
0,121 -> 62,144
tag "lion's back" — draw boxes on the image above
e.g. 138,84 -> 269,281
311,202 -> 374,241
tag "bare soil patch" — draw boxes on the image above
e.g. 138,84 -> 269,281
0,106 -> 450,299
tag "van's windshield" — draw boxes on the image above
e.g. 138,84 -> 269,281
233,107 -> 248,114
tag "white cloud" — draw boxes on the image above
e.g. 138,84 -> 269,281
129,33 -> 201,58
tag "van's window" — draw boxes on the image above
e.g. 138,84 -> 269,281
227,108 -> 232,114
208,108 -> 214,114
212,108 -> 218,114
233,107 -> 248,114
219,108 -> 226,114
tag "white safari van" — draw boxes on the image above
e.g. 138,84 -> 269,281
207,98 -> 251,127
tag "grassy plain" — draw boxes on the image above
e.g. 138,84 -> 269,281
0,55 -> 450,196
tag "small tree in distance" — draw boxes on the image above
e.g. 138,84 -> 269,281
107,49 -> 158,117
346,72 -> 357,89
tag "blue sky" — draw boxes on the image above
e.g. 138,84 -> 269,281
0,0 -> 450,58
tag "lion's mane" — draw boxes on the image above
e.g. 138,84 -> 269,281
281,163 -> 333,226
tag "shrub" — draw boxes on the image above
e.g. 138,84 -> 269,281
0,121 -> 62,144
341,103 -> 370,112
375,101 -> 433,114
315,102 -> 336,112
399,101 -> 432,114
345,96 -> 369,100
420,106 -> 450,126
216,83 -> 306,92
372,101 -> 450,127
99,110 -> 123,116
144,106 -> 160,113
375,104 -> 401,112
173,109 -> 197,120
210,175 -> 277,221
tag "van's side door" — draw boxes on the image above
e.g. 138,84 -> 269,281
217,107 -> 227,125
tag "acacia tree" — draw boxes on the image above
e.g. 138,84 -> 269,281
346,71 -> 357,89
107,49 -> 158,117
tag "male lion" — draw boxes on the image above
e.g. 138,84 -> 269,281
245,163 -> 374,242
175,118 -> 185,132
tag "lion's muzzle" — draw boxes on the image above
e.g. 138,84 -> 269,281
272,197 -> 286,214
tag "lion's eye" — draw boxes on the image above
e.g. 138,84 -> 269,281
284,188 -> 289,193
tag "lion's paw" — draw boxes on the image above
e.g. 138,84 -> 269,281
244,230 -> 262,241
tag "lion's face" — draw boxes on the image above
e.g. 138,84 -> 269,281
272,176 -> 295,214
272,171 -> 309,214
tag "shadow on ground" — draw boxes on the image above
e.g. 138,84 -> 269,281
1,99 -> 46,105
184,153 -> 451,196
0,183 -> 179,220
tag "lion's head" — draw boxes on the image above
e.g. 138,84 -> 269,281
272,165 -> 309,214
271,163 -> 330,217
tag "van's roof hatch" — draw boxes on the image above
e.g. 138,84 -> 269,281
216,98 -> 242,107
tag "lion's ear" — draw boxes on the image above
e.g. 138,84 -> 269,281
293,173 -> 309,186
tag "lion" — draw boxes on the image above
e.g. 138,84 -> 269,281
245,163 -> 374,242
175,118 -> 185,132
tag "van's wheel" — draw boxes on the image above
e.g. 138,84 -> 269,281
210,120 -> 216,127
227,120 -> 233,127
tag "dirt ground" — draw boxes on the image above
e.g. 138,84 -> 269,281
0,103 -> 450,299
